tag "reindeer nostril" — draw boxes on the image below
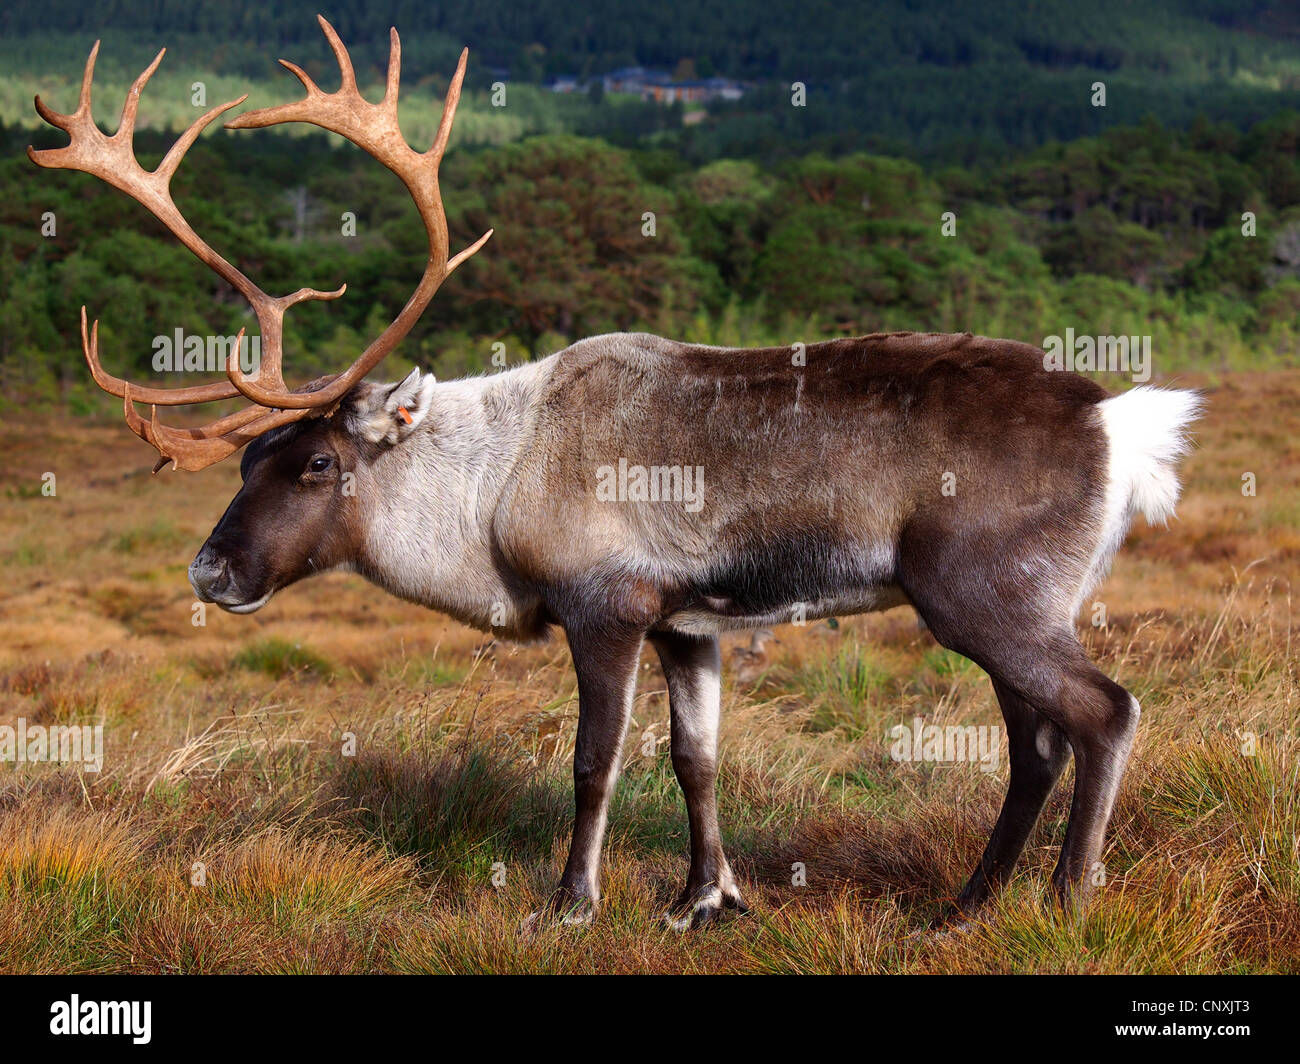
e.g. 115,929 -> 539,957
189,549 -> 230,598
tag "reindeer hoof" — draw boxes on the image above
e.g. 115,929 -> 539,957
662,885 -> 749,931
911,920 -> 973,943
522,891 -> 596,933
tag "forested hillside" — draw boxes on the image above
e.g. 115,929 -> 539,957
2,1 -> 1298,403
4,1 -> 1300,160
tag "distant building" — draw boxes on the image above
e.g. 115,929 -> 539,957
597,66 -> 746,103
601,66 -> 656,95
544,74 -> 582,93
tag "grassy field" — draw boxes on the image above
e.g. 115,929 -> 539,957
0,368 -> 1297,974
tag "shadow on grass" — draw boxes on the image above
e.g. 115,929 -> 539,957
740,787 -> 1065,922
322,743 -> 784,890
318,736 -> 1023,924
322,747 -> 572,885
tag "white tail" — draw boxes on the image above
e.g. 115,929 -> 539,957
1100,386 -> 1203,525
1082,386 -> 1203,604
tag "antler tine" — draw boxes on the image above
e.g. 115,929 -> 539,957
448,227 -> 496,273
429,48 -> 467,164
382,27 -> 401,109
319,15 -> 360,95
278,58 -> 325,98
31,40 -> 96,133
117,48 -> 166,142
75,40 -> 98,116
156,94 -> 247,185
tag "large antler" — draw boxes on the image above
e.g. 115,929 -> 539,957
29,15 -> 491,471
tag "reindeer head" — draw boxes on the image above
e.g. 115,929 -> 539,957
188,371 -> 439,611
31,16 -> 490,611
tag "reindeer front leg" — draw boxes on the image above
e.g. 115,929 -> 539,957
545,625 -> 644,924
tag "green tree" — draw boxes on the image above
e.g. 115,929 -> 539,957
441,135 -> 702,353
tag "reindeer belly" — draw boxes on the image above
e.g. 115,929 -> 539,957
662,584 -> 911,635
660,534 -> 908,634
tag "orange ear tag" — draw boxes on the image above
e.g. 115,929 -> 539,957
397,406 -> 413,425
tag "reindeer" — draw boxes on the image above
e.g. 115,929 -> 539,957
32,17 -> 1201,930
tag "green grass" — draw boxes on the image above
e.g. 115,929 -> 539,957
231,637 -> 334,678
110,517 -> 187,554
799,643 -> 901,737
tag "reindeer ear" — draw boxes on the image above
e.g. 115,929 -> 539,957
348,369 -> 437,445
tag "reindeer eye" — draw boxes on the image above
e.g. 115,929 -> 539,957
306,455 -> 334,474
